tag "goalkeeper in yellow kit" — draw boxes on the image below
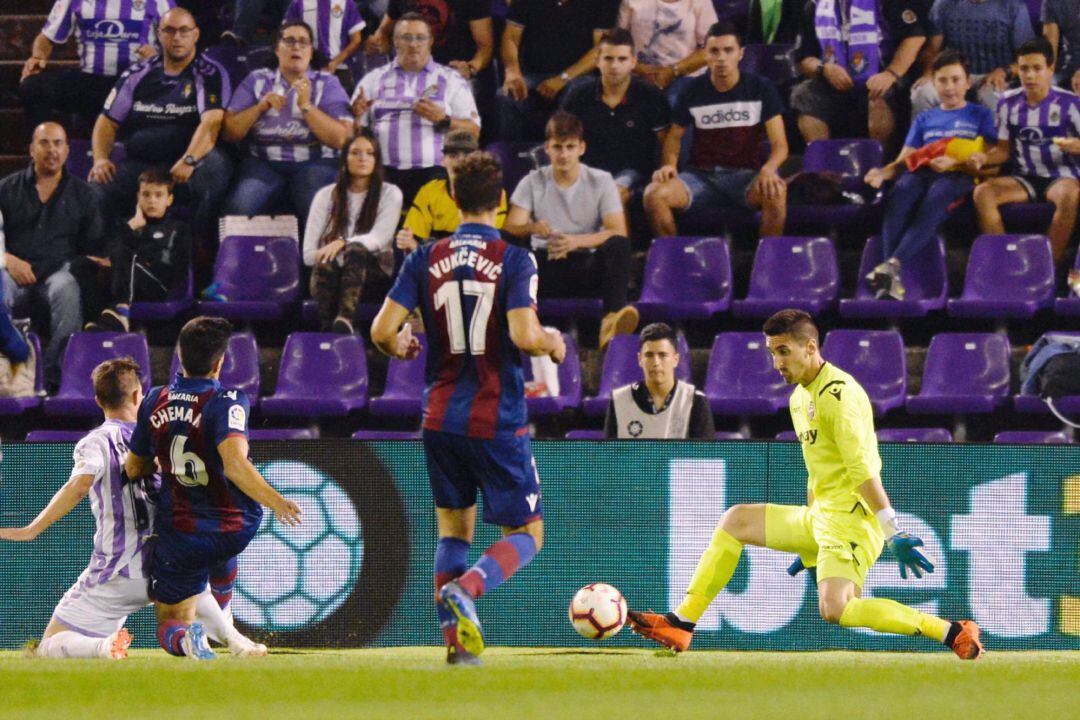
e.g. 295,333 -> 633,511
628,309 -> 983,660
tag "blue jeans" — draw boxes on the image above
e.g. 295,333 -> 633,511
3,264 -> 81,387
881,170 -> 974,265
0,273 -> 29,364
224,156 -> 338,228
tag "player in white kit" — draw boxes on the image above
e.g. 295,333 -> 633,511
0,358 -> 264,658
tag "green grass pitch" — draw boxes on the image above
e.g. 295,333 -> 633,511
2,648 -> 1079,719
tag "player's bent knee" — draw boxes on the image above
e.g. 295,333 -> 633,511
818,596 -> 848,624
718,504 -> 755,541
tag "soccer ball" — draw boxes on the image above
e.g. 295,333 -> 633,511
568,583 -> 627,640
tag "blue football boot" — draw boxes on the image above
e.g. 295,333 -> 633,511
438,581 -> 485,657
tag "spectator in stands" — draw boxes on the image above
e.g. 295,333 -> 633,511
561,28 -> 671,210
74,168 -> 190,333
304,130 -> 403,334
973,37 -> 1080,266
1042,0 -> 1080,94
504,111 -> 638,351
283,0 -> 367,90
791,0 -> 930,152
0,213 -> 32,376
910,0 -> 1033,117
396,129 -> 507,251
604,322 -> 714,439
498,0 -> 620,141
222,21 -> 353,230
747,0 -> 804,44
642,22 -> 788,239
352,12 -> 481,209
366,0 -> 495,81
616,0 -> 718,104
19,0 -> 175,139
89,7 -> 232,258
0,123 -> 103,388
863,51 -> 996,300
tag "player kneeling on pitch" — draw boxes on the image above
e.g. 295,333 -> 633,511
126,317 -> 302,659
628,309 -> 984,660
0,358 -> 261,658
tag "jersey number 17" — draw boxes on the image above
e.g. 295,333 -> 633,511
434,280 -> 495,355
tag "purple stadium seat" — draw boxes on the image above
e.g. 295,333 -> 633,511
202,43 -> 248,90
565,429 -> 604,440
787,140 -> 884,230
486,141 -> 544,196
260,333 -> 368,417
636,237 -> 732,320
1001,202 -> 1055,232
877,428 -> 953,443
300,300 -> 381,330
840,236 -> 947,318
732,236 -> 839,318
522,332 -> 582,415
821,329 -> 906,415
906,333 -> 1011,414
169,332 -> 260,403
947,234 -> 1055,318
25,430 -> 88,442
993,430 -> 1069,444
130,266 -> 194,323
352,430 -> 421,440
249,428 -> 319,440
775,431 -> 798,441
370,333 -> 428,417
715,431 -> 747,440
704,332 -> 789,415
44,332 -> 151,417
66,140 -> 124,184
1055,254 -> 1080,316
740,44 -> 797,85
195,236 -> 300,321
0,333 -> 43,414
582,333 -> 692,416
1014,331 -> 1080,414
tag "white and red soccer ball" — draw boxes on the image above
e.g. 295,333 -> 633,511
568,583 -> 627,640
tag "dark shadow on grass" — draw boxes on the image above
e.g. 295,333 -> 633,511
502,650 -> 641,656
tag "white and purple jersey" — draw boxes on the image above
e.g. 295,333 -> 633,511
228,68 -> 352,162
42,0 -> 175,77
996,86 -> 1080,178
284,0 -> 365,60
70,419 -> 156,586
352,59 -> 480,170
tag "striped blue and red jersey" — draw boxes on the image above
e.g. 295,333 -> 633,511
129,375 -> 262,534
389,222 -> 538,439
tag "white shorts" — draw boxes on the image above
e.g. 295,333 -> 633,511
51,569 -> 150,638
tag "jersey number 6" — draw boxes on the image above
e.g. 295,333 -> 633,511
170,435 -> 210,487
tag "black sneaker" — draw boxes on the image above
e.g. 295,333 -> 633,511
331,316 -> 354,335
85,308 -> 129,332
867,259 -> 904,299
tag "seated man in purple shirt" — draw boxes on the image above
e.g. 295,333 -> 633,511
222,21 -> 353,229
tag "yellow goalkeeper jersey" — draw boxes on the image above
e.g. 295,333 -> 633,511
403,179 -> 508,240
789,362 -> 881,513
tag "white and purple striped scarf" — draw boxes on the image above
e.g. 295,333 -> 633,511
815,0 -> 880,82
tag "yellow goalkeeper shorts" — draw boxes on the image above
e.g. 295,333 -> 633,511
764,503 -> 885,587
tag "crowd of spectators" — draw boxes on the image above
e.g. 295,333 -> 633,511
3,0 -> 1080,395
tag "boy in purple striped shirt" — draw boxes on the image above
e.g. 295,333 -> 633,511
973,36 -> 1080,265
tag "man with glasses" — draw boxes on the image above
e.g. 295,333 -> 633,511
18,0 -> 175,139
89,7 -> 233,260
352,12 -> 481,208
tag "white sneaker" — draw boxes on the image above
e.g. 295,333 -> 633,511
227,631 -> 268,658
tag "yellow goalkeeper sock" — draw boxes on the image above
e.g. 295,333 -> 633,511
838,597 -> 951,642
675,527 -> 743,623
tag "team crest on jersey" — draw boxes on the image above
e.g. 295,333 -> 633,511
1050,107 -> 1061,126
133,0 -> 145,10
627,420 -> 643,437
182,82 -> 192,99
332,3 -> 344,17
807,400 -> 815,421
901,9 -> 917,24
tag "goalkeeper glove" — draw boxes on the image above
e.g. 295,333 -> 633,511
786,557 -> 817,581
887,532 -> 934,579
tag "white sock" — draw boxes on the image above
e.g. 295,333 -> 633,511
195,590 -> 236,645
36,631 -> 107,659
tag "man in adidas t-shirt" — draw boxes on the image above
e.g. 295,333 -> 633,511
642,21 -> 788,238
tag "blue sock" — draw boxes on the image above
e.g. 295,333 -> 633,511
435,537 -> 470,644
458,533 -> 537,599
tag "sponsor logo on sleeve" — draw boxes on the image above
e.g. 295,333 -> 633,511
229,404 -> 247,432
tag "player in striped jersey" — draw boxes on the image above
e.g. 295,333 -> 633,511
973,36 -> 1080,265
372,152 -> 565,665
0,358 -> 260,658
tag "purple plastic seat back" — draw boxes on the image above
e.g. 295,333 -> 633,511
637,236 -> 732,319
714,431 -> 746,440
262,333 -> 368,414
775,431 -> 798,441
170,332 -> 260,398
486,141 -> 544,197
129,266 -> 194,321
583,333 -> 691,415
821,329 -> 906,414
738,236 -> 839,313
521,332 -> 582,414
249,428 -> 318,440
877,427 -> 953,443
25,430 -> 88,442
907,333 -> 1011,413
370,333 -> 428,417
565,430 -> 604,440
843,235 -> 947,314
352,430 -> 421,440
55,331 -> 151,398
211,236 -> 300,303
203,44 -> 248,90
957,234 -> 1054,305
704,332 -> 789,414
803,139 -> 883,185
993,430 -> 1069,444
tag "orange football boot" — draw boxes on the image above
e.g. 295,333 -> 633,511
947,620 -> 984,660
626,611 -> 693,652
